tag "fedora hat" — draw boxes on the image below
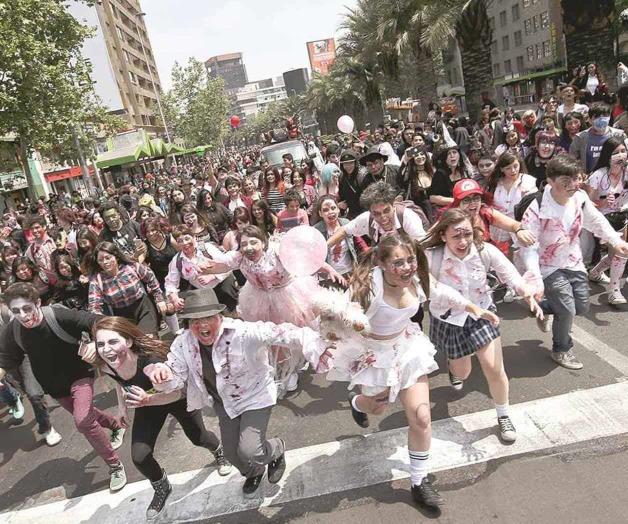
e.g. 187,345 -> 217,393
359,145 -> 388,166
178,288 -> 225,319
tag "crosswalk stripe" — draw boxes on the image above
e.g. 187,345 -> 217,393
4,381 -> 628,524
571,323 -> 628,376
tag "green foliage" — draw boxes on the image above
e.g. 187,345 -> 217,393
0,0 -> 122,195
160,58 -> 230,148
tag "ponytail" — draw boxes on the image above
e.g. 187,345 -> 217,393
349,247 -> 378,311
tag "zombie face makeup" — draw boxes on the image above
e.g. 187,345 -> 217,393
319,199 -> 339,225
382,246 -> 417,287
103,209 -> 122,231
240,235 -> 265,262
442,220 -> 475,258
190,315 -> 222,346
178,234 -> 196,258
95,328 -> 133,368
9,297 -> 43,329
370,203 -> 395,232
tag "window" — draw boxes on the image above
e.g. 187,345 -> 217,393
500,10 -> 507,27
128,71 -> 137,84
541,11 -> 550,28
493,63 -> 501,76
512,4 -> 520,21
514,30 -> 522,47
524,19 -> 532,35
116,26 -> 124,40
533,14 -> 539,32
527,45 -> 534,61
543,40 -> 551,57
536,44 -> 542,59
502,35 -> 510,51
516,56 -> 524,71
505,59 -> 512,74
488,17 -> 495,31
491,40 -> 498,54
123,49 -> 131,63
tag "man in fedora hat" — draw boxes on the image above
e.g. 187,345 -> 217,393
146,288 -> 328,496
359,145 -> 403,193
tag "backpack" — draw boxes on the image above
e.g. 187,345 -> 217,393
428,245 -> 492,279
13,304 -> 79,350
513,190 -> 586,222
368,202 -> 430,241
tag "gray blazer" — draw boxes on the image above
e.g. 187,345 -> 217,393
314,218 -> 359,266
569,127 -> 627,169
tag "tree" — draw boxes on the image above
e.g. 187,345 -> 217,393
160,58 -> 230,148
0,0 -> 109,199
561,0 -> 616,82
420,0 -> 494,122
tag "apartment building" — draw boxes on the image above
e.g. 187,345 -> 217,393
487,0 -> 566,105
69,0 -> 165,134
205,53 -> 249,95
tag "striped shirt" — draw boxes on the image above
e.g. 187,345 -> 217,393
265,189 -> 285,214
88,263 -> 164,313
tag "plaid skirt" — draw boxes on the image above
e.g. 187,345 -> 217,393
429,306 -> 500,360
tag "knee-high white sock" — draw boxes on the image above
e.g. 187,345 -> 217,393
610,256 -> 627,291
164,313 -> 179,334
409,450 -> 429,486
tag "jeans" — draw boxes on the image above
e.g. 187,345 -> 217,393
56,377 -> 121,467
213,401 -> 283,479
8,357 -> 52,433
0,379 -> 19,406
541,269 -> 590,353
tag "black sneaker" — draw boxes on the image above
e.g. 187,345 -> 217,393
212,444 -> 232,476
497,415 -> 517,443
267,439 -> 286,484
448,371 -> 463,391
242,473 -> 264,495
411,477 -> 445,508
348,391 -> 369,428
146,470 -> 172,519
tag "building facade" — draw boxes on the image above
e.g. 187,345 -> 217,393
69,0 -> 165,134
235,77 -> 288,121
283,68 -> 310,95
488,0 -> 567,106
205,53 -> 249,95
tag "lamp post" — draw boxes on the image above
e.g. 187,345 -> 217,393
135,11 -> 177,167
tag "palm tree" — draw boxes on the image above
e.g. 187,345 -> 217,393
561,0 -> 616,80
375,0 -> 439,119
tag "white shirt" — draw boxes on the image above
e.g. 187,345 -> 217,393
343,208 -> 426,243
490,174 -> 537,242
164,242 -> 230,296
557,103 -> 589,117
427,243 -> 526,326
154,318 -> 325,419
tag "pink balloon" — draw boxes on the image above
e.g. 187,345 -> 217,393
279,225 -> 327,276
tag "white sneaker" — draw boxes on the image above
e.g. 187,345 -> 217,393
286,373 -> 299,392
110,428 -> 126,450
589,270 -> 610,284
9,395 -> 25,421
503,288 -> 516,303
43,427 -> 62,446
536,315 -> 553,333
608,289 -> 627,305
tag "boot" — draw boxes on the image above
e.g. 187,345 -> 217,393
146,470 -> 172,519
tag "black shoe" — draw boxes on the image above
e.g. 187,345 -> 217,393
268,439 -> 286,484
348,391 -> 369,428
411,477 -> 445,508
448,371 -> 463,391
146,470 -> 172,519
242,473 -> 264,495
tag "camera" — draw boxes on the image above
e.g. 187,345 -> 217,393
406,147 -> 419,158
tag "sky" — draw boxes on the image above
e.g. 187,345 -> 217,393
141,0 -> 357,89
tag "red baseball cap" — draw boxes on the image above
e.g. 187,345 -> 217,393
453,178 -> 483,202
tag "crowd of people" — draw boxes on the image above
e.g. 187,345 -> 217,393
2,60 -> 628,519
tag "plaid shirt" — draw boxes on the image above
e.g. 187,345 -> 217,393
88,263 -> 164,313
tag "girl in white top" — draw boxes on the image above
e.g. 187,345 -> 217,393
318,233 -> 497,509
585,137 -> 628,304
486,152 -> 537,301
423,209 -> 542,443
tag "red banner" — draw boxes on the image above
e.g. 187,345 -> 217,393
307,38 -> 336,75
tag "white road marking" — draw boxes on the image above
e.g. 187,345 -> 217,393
571,324 -> 628,377
3,382 -> 628,524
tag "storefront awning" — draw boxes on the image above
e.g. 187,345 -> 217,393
96,142 -> 152,169
494,66 -> 567,86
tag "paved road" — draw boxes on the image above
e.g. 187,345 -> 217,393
1,282 -> 628,523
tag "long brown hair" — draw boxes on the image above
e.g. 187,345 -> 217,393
349,233 -> 430,312
421,208 -> 485,251
486,151 -> 524,194
92,316 -> 170,362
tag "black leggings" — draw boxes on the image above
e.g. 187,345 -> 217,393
131,398 -> 220,481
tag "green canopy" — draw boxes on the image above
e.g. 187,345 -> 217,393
96,139 -> 185,168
